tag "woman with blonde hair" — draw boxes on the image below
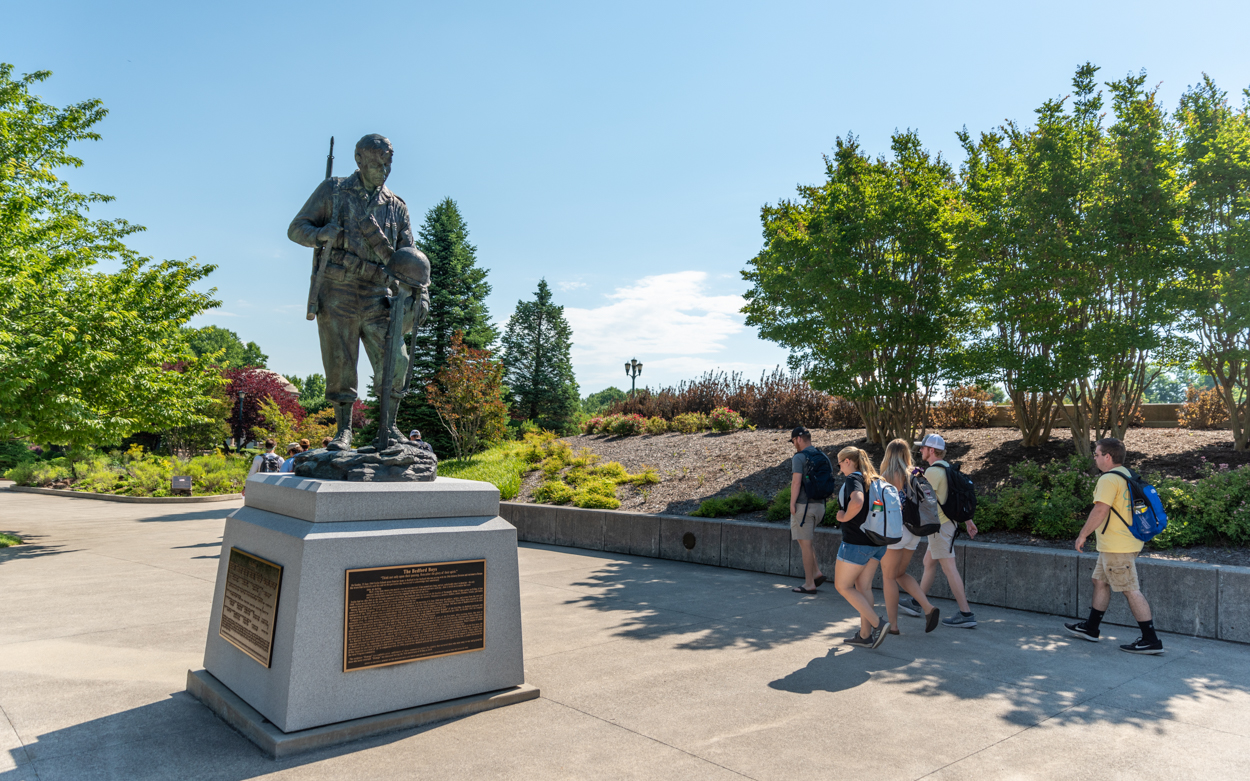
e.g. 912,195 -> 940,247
879,439 -> 941,634
833,446 -> 890,649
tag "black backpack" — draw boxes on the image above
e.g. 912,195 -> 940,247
801,447 -> 838,502
259,453 -> 283,473
938,462 -> 977,522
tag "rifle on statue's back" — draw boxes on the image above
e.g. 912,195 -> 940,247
305,136 -> 335,320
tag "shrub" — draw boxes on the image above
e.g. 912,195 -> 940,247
583,416 -> 605,434
533,480 -> 576,504
1179,386 -> 1229,430
709,406 -> 746,432
929,385 -> 996,429
690,490 -> 769,518
5,459 -> 71,485
1163,461 -> 1250,546
569,448 -> 600,469
974,455 -> 1098,538
607,414 -> 646,437
572,489 -> 621,509
766,486 -> 791,522
0,440 -> 39,471
827,396 -> 863,429
627,465 -> 660,485
671,412 -> 710,434
644,416 -> 669,435
591,461 -> 629,482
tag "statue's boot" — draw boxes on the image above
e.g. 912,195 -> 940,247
326,401 -> 354,451
381,397 -> 409,448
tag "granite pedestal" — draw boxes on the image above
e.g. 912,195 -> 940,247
190,473 -> 534,754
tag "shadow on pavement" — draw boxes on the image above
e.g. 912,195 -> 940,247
135,508 -> 237,523
0,691 -> 476,780
0,533 -> 79,564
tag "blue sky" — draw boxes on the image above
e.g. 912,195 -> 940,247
9,0 -> 1250,395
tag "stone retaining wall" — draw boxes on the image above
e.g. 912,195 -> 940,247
500,501 -> 1249,644
5,486 -> 242,504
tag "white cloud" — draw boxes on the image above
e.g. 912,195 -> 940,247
557,280 -> 587,292
565,271 -> 749,390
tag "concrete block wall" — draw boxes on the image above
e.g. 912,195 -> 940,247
499,502 -> 1249,644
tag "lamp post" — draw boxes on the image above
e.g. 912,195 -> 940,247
236,391 -> 247,453
625,358 -> 642,398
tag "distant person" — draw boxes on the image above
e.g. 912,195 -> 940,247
281,442 -> 301,472
248,439 -> 282,479
322,437 -> 333,449
879,439 -> 941,634
833,446 -> 890,649
1065,437 -> 1164,654
409,429 -> 434,455
787,427 -> 829,595
901,434 -> 979,628
299,438 -> 310,452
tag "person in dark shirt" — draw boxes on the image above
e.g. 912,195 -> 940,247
788,427 -> 828,594
833,446 -> 890,649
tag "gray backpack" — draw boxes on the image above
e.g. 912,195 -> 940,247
903,473 -> 943,536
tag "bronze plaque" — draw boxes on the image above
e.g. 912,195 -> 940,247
344,560 -> 486,672
218,547 -> 283,667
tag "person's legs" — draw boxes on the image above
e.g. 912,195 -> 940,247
938,556 -> 972,613
798,539 -> 823,590
893,549 -> 935,614
1124,590 -> 1152,621
882,548 -> 904,627
919,546 -> 936,594
855,558 -> 879,635
835,558 -> 881,637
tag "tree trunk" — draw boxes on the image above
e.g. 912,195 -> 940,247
1004,383 -> 1057,447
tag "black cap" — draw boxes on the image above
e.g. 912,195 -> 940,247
790,426 -> 810,440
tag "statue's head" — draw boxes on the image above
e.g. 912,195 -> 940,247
355,134 -> 393,189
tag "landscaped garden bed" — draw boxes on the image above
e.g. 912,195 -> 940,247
510,427 -> 1250,566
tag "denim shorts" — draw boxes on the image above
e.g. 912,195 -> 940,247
837,541 -> 887,566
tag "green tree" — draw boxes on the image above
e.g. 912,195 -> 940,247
959,64 -> 1106,446
426,332 -> 508,460
0,65 -> 221,447
185,325 -> 267,368
582,387 -> 627,415
1177,76 -> 1250,449
499,279 -> 579,431
398,198 -> 496,453
743,131 -> 977,445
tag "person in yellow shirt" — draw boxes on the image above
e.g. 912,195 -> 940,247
1065,437 -> 1163,654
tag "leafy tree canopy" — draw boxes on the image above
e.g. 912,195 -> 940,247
582,387 -> 627,415
0,65 -> 221,447
185,325 -> 267,368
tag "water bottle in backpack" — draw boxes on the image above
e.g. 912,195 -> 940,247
861,480 -> 903,546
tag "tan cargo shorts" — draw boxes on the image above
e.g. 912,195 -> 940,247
790,502 -> 824,542
1092,552 -> 1141,593
926,521 -> 958,560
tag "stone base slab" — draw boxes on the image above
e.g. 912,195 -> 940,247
187,669 -> 539,758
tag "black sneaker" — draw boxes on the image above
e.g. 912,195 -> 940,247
844,631 -> 873,648
898,597 -> 922,618
1120,637 -> 1165,655
1064,621 -> 1100,642
870,616 -> 890,649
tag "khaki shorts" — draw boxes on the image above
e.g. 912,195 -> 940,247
790,502 -> 824,542
926,521 -> 958,560
1092,552 -> 1140,592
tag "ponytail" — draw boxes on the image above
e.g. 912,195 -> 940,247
837,446 -> 880,484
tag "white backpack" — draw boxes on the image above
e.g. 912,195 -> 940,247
861,479 -> 903,546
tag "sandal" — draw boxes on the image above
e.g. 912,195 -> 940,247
792,586 -> 819,594
888,628 -> 900,635
814,575 -> 827,588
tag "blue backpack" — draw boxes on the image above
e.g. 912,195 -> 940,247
1102,469 -> 1168,542
800,447 -> 838,502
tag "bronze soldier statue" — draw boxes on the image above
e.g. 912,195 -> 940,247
288,134 -> 430,452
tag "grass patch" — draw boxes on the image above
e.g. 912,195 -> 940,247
690,490 -> 769,518
0,532 -> 21,547
438,441 -> 530,501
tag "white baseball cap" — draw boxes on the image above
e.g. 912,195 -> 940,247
920,434 -> 946,450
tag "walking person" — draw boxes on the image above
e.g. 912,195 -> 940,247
788,427 -> 828,594
245,440 -> 282,493
901,434 -> 979,628
833,446 -> 890,649
879,439 -> 941,634
281,442 -> 301,473
1065,437 -> 1164,654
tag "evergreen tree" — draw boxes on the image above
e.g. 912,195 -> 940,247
396,198 -> 495,453
499,279 -> 580,431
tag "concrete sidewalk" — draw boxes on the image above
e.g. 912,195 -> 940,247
1,487 -> 1247,780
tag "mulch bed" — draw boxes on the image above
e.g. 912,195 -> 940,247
515,426 -> 1250,567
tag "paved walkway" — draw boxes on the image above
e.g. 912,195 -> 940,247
1,486 -> 1248,780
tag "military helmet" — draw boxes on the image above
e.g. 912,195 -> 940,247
388,247 -> 430,288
